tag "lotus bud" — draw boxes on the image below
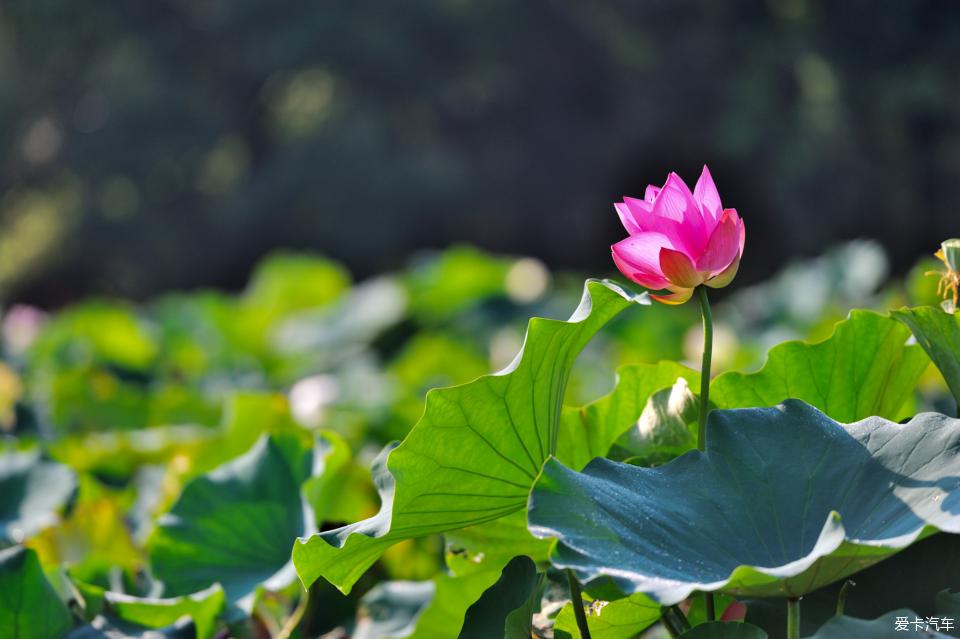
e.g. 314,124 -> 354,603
928,238 -> 960,313
941,238 -> 960,273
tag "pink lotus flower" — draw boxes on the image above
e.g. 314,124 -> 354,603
611,166 -> 745,304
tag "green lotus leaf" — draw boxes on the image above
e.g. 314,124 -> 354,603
0,545 -> 75,639
553,593 -> 661,639
446,362 -> 699,575
892,306 -> 960,407
712,311 -> 929,421
556,362 -> 700,470
459,555 -> 541,639
529,401 -> 960,604
678,622 -> 768,639
353,559 -> 511,639
0,451 -> 76,545
103,584 -> 225,639
807,609 -> 952,638
445,510 -> 551,576
149,434 -> 313,606
293,280 -> 647,593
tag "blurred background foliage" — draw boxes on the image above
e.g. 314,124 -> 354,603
0,0 -> 959,306
0,242 -> 954,636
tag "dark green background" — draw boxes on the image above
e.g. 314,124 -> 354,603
2,0 -> 958,305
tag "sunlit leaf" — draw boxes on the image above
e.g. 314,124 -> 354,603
444,511 -> 551,576
712,311 -> 928,421
553,592 -> 661,639
353,562 -> 508,639
892,306 -> 960,408
293,279 -> 647,594
556,362 -> 700,470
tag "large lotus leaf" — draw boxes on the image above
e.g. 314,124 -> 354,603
459,555 -> 541,639
293,280 -> 646,593
149,434 -> 313,605
445,362 -> 699,575
553,593 -> 661,639
893,306 -> 960,407
807,610 -> 952,638
711,311 -> 928,421
529,400 -> 960,605
0,451 -> 76,545
0,545 -> 75,639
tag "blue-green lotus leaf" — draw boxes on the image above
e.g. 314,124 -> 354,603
529,400 -> 960,604
149,434 -> 313,606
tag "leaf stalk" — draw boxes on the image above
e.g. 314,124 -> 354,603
566,569 -> 593,639
787,597 -> 801,639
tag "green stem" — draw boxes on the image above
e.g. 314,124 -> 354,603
660,607 -> 681,638
696,289 -> 716,620
668,605 -> 691,632
275,588 -> 310,639
836,580 -> 854,616
696,286 -> 713,452
787,597 -> 801,639
567,569 -> 592,639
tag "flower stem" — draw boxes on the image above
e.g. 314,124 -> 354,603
696,286 -> 713,453
566,569 -> 592,639
696,286 -> 715,620
787,597 -> 801,639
